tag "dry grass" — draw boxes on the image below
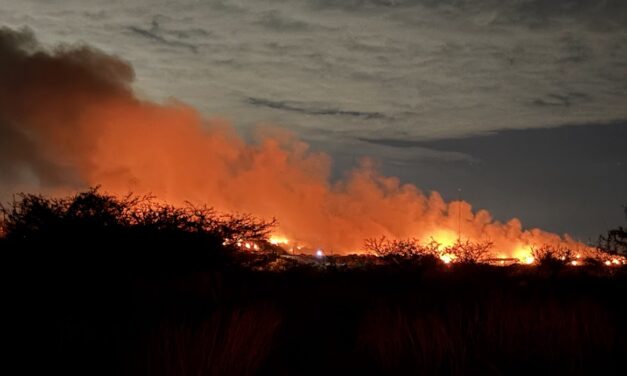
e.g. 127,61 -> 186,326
142,305 -> 281,376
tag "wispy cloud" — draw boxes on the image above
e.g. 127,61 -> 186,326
128,19 -> 199,53
247,97 -> 387,119
2,0 -> 625,142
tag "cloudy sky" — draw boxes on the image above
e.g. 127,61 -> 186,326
1,0 -> 626,242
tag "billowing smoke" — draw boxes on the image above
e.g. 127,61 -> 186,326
0,26 -> 589,258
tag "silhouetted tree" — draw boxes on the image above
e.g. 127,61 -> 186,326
597,205 -> 627,255
531,245 -> 572,269
447,240 -> 493,264
364,237 -> 439,264
599,227 -> 627,255
0,188 -> 275,272
364,236 -> 493,264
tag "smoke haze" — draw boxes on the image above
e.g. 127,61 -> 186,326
0,27 -> 589,256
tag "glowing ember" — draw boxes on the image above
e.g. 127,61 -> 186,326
316,249 -> 324,258
269,236 -> 290,246
428,230 -> 458,248
513,245 -> 534,265
440,254 -> 454,264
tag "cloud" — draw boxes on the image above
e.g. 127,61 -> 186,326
531,93 -> 588,108
247,97 -> 387,119
256,10 -> 314,32
128,19 -> 199,53
1,0 -> 626,143
303,0 -> 627,27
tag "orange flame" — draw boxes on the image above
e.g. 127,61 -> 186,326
0,31 -> 607,261
11,97 -> 601,258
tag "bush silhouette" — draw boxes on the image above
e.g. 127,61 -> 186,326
4,190 -> 627,376
599,226 -> 627,255
0,188 -> 274,273
364,236 -> 493,265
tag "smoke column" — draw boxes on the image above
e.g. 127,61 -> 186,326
0,27 -> 589,258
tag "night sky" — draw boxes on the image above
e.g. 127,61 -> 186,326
1,0 -> 626,242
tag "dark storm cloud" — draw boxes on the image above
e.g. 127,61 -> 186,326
247,97 -> 387,119
0,26 -> 134,189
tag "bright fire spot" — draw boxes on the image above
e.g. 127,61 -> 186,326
440,254 -> 455,264
605,260 -> 612,266
612,259 -> 620,265
576,254 -> 581,259
316,249 -> 324,258
269,236 -> 290,245
245,242 -> 251,249
428,230 -> 458,248
513,245 -> 534,265
571,260 -> 579,266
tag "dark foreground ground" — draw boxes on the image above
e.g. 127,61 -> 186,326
3,191 -> 626,375
7,259 -> 627,376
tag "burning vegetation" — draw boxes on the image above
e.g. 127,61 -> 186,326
3,189 -> 627,376
3,24 -> 627,376
1,189 -> 624,272
0,26 -> 614,262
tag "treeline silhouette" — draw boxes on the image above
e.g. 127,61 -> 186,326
364,236 -> 494,264
1,188 -> 275,274
3,189 -> 627,376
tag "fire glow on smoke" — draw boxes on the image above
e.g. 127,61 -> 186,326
0,27 -> 622,265
241,233 -> 625,266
